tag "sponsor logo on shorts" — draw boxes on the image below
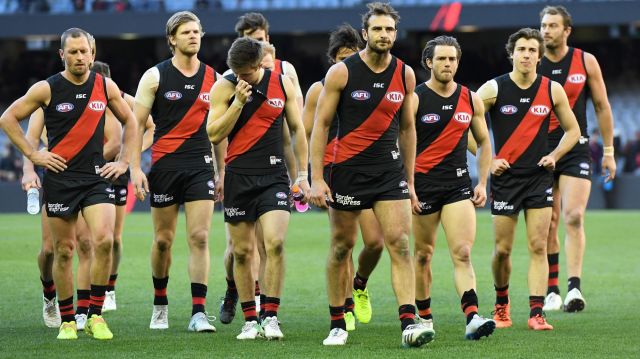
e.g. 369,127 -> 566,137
119,188 -> 127,196
277,201 -> 288,206
153,193 -> 174,203
267,98 -> 285,108
493,201 -> 514,211
119,197 -> 126,202
547,196 -> 554,202
270,156 -> 283,165
456,168 -> 468,177
399,181 -> 407,188
109,193 -> 115,199
207,180 -> 215,189
95,166 -> 101,174
335,193 -> 361,206
56,103 -> 74,112
385,91 -> 404,103
88,100 -> 106,112
580,170 -> 590,176
500,105 -> 518,115
351,90 -> 370,101
391,150 -> 400,160
579,136 -> 588,145
453,112 -> 472,124
224,207 -> 246,217
580,162 -> 590,170
199,92 -> 210,103
421,114 -> 440,124
568,74 -> 586,84
209,190 -> 215,195
204,155 -> 212,164
164,91 -> 182,100
530,105 -> 550,116
418,201 -> 431,210
47,203 -> 70,213
275,192 -> 288,199
106,187 -> 115,193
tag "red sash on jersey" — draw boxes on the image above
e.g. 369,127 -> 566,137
549,49 -> 586,132
151,66 -> 215,164
225,71 -> 286,164
273,59 -> 284,75
497,77 -> 552,164
50,74 -> 106,162
415,86 -> 472,174
332,59 -> 405,165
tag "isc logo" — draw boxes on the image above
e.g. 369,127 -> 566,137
500,105 -> 518,115
568,74 -> 586,84
421,113 -> 440,123
56,103 -> 74,112
385,91 -> 404,103
88,101 -> 106,112
199,92 -> 210,103
351,90 -> 370,101
267,98 -> 285,108
453,112 -> 471,124
164,91 -> 182,101
185,84 -> 195,90
530,105 -> 550,116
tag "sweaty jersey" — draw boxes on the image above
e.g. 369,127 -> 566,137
539,47 -> 588,146
45,71 -> 107,178
415,83 -> 473,183
331,54 -> 406,172
224,69 -> 287,175
489,74 -> 553,175
150,60 -> 216,171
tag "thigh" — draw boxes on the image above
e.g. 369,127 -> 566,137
524,207 -> 552,242
372,199 -> 412,240
358,209 -> 384,246
257,210 -> 290,243
185,200 -> 214,236
412,210 -> 440,250
151,205 -> 180,237
558,175 -> 591,215
82,203 -> 116,240
441,199 -> 476,248
329,207 -> 360,245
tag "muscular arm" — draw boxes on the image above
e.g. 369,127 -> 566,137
477,80 -> 498,112
21,108 -> 45,190
103,109 -> 122,161
548,81 -> 580,162
398,66 -> 417,187
105,78 -> 137,169
132,68 -> 158,169
302,81 -> 323,143
283,61 -> 304,116
282,76 -> 309,190
206,78 -> 246,144
124,92 -> 155,152
469,91 -> 492,207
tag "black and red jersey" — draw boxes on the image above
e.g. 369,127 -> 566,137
332,54 -> 406,172
415,83 -> 473,183
151,60 -> 216,170
224,69 -> 288,175
489,74 -> 553,175
45,71 -> 107,178
273,59 -> 285,76
539,47 -> 588,146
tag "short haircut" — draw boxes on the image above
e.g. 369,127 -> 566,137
60,28 -> 91,50
92,61 -> 111,78
540,5 -> 573,28
326,24 -> 363,63
362,2 -> 400,30
262,42 -> 276,58
505,28 -> 545,59
166,11 -> 202,54
227,37 -> 264,72
421,35 -> 462,70
235,12 -> 269,37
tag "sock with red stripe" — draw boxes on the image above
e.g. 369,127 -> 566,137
329,305 -> 345,330
76,289 -> 90,315
241,301 -> 258,322
41,278 -> 56,300
415,297 -> 432,320
264,296 -> 280,318
547,253 -> 560,295
226,278 -> 237,295
344,297 -> 355,314
191,283 -> 207,315
495,284 -> 509,305
529,296 -> 544,317
259,294 -> 267,319
153,276 -> 169,305
399,304 -> 416,331
88,284 -> 107,317
107,274 -> 118,292
353,272 -> 368,291
58,296 -> 75,323
461,289 -> 479,325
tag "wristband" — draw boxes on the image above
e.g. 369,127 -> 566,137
295,171 -> 308,184
603,146 -> 614,157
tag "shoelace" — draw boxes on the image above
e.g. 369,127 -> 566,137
152,309 -> 167,322
533,313 -> 547,324
493,306 -> 509,321
45,302 -> 57,314
329,328 -> 343,337
241,321 -> 257,332
204,312 -> 217,324
265,318 -> 280,330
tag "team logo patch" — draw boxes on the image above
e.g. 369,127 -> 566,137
164,91 -> 182,101
351,90 -> 370,101
453,112 -> 472,124
500,105 -> 518,115
385,91 -> 404,103
421,114 -> 440,123
56,103 -> 74,112
399,180 -> 407,188
207,180 -> 215,189
545,187 -> 553,195
199,92 -> 210,103
267,98 -> 285,108
88,100 -> 106,112
579,162 -> 590,170
568,74 -> 586,84
530,105 -> 550,116
119,188 -> 127,196
275,192 -> 288,199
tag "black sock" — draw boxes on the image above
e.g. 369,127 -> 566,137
461,289 -> 479,325
76,289 -> 90,315
415,298 -> 432,320
107,274 -> 118,292
344,297 -> 355,314
353,272 -> 368,291
226,278 -> 237,296
191,283 -> 207,316
329,305 -> 345,330
529,296 -> 544,317
547,253 -> 560,295
398,304 -> 416,331
58,296 -> 75,323
241,301 -> 258,322
88,284 -> 107,317
153,276 -> 169,305
259,294 -> 267,319
41,278 -> 56,300
568,277 -> 581,292
495,284 -> 509,305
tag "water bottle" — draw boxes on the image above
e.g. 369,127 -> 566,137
27,188 -> 40,215
291,184 -> 309,213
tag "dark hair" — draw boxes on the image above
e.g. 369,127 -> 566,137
362,2 -> 400,30
421,35 -> 462,70
91,61 -> 111,78
227,37 -> 264,72
60,27 -> 91,49
326,24 -> 364,63
540,5 -> 573,28
235,12 -> 269,37
505,28 -> 545,59
166,11 -> 202,54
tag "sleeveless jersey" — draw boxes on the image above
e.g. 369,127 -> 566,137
489,74 -> 553,175
224,69 -> 287,175
415,83 -> 473,183
45,71 -> 107,178
539,47 -> 588,146
151,59 -> 216,170
331,54 -> 406,172
273,59 -> 285,75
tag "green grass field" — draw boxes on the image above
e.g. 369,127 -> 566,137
1,210 -> 639,358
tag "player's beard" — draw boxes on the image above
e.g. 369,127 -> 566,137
368,40 -> 392,55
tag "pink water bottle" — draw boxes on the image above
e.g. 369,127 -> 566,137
292,184 -> 309,213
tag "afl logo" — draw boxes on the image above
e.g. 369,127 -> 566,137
56,103 -> 74,112
530,105 -> 550,116
453,112 -> 472,124
199,92 -> 210,103
568,74 -> 586,84
385,91 -> 404,103
207,180 -> 215,189
500,105 -> 518,115
88,101 -> 106,112
267,98 -> 285,108
275,192 -> 288,199
421,114 -> 440,124
164,91 -> 182,101
351,90 -> 370,101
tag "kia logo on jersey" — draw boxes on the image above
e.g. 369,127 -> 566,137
267,98 -> 285,108
500,105 -> 518,115
56,103 -> 74,112
88,101 -> 106,112
385,91 -> 404,103
530,105 -> 550,116
199,92 -> 210,103
568,74 -> 586,84
421,114 -> 440,123
164,91 -> 182,101
453,112 -> 472,124
351,90 -> 370,101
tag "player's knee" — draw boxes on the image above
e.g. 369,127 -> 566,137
363,237 -> 384,254
494,246 -> 512,261
331,242 -> 352,263
233,244 -> 253,265
154,230 -> 174,252
76,236 -> 93,256
414,248 -> 433,267
386,234 -> 411,257
563,208 -> 584,229
188,229 -> 209,251
528,238 -> 547,256
265,238 -> 284,258
93,234 -> 114,256
54,241 -> 75,262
